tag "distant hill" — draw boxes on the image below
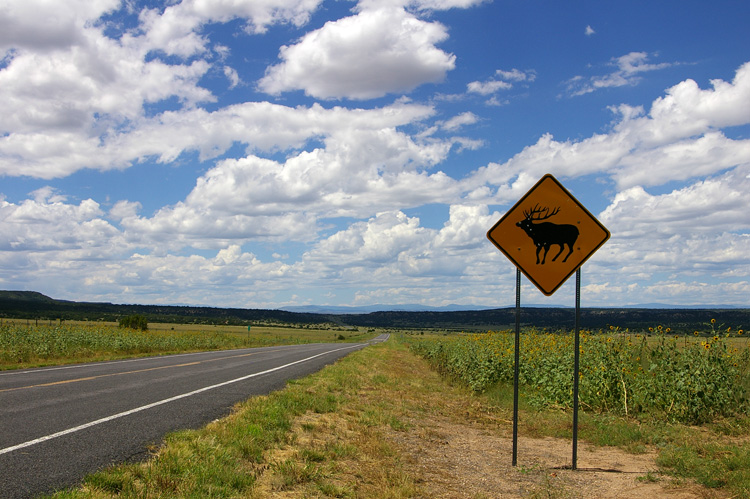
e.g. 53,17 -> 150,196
0,290 -> 747,333
281,304 -> 496,314
0,290 -> 57,303
0,291 -> 327,327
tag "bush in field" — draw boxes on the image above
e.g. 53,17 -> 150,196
406,326 -> 750,424
119,314 -> 148,331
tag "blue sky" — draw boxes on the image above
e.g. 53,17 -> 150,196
1,0 -> 749,309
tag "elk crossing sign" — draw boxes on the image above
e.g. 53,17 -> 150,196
487,174 -> 610,296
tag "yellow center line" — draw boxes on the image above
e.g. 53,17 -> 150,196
0,350 -> 277,393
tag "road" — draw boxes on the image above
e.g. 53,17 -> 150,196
0,335 -> 388,498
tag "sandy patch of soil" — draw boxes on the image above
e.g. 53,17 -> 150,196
387,413 -> 725,498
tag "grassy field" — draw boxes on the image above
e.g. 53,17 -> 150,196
0,320 -> 375,370
406,326 -> 750,425
43,336 -> 750,498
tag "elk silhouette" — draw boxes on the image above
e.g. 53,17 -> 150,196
516,204 -> 579,264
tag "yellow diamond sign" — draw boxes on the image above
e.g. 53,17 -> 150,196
487,174 -> 610,296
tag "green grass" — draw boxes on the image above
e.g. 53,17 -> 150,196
0,322 -> 376,370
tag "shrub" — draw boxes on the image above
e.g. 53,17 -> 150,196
119,314 -> 149,331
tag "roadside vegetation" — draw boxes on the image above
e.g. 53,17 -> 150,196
40,328 -> 750,498
405,322 -> 749,424
0,321 -> 375,370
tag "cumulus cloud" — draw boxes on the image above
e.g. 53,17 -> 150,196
299,203 -> 498,303
118,123 -> 462,246
600,168 -> 750,237
0,195 -> 121,257
1,94 -> 438,179
258,7 -> 456,99
0,0 -> 329,179
469,61 -> 750,197
0,0 -> 118,53
137,0 -> 324,56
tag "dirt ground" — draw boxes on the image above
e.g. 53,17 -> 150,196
259,407 -> 726,499
385,412 -> 723,499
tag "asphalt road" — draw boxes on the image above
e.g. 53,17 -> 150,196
0,335 -> 388,498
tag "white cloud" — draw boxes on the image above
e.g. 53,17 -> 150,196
0,0 -> 119,53
297,203 -> 499,303
613,131 -> 750,188
258,7 -> 456,99
137,0 -> 324,56
566,52 -> 675,96
109,200 -> 142,222
1,96 -> 438,179
356,0 -> 488,12
468,61 -> 750,197
585,25 -> 595,36
308,211 -> 432,266
467,68 -> 535,96
467,79 -> 511,95
119,129 -> 461,245
0,0 -> 330,179
600,167 -> 750,237
0,196 -> 121,256
439,111 -> 479,131
0,23 -> 215,177
223,65 -> 241,89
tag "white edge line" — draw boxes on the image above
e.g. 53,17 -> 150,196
0,344 -> 362,456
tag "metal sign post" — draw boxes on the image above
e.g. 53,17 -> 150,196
572,269 -> 581,470
486,174 -> 609,469
512,268 -> 521,466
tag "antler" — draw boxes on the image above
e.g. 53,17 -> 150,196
523,204 -> 560,220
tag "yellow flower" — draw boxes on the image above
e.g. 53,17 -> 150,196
711,318 -> 716,324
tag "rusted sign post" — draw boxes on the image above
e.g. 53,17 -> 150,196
487,174 -> 610,469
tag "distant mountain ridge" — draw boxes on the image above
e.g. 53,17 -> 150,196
1,290 -> 747,332
280,304 -> 496,314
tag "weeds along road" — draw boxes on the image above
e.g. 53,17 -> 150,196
0,335 -> 388,498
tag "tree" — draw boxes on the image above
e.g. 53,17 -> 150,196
119,314 -> 148,331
